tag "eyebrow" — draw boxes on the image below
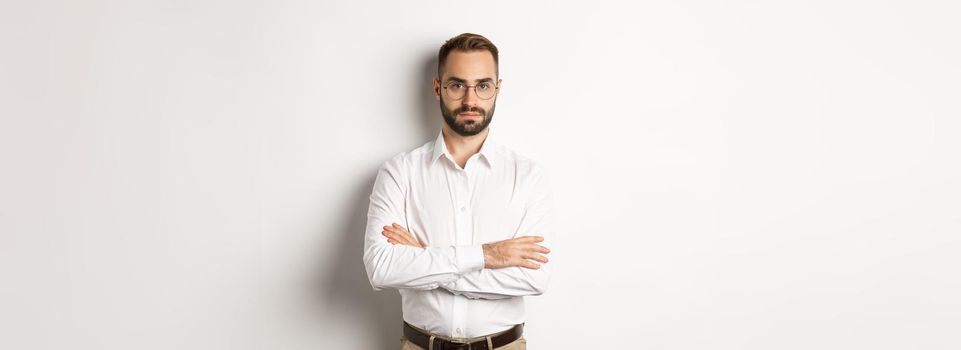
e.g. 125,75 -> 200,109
446,76 -> 495,83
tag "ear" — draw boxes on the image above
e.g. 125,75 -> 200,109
433,77 -> 441,100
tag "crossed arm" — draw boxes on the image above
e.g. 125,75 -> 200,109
362,159 -> 555,300
382,224 -> 551,299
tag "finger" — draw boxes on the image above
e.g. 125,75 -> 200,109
410,234 -> 424,248
519,260 -> 541,270
523,244 -> 551,254
384,224 -> 422,248
383,230 -> 411,245
391,227 -> 413,241
527,253 -> 549,264
383,232 -> 401,244
401,231 -> 422,246
392,228 -> 419,247
384,226 -> 407,239
393,225 -> 423,246
517,236 -> 544,243
524,254 -> 547,264
387,235 -> 419,248
386,224 -> 408,234
384,226 -> 403,238
386,224 -> 407,235
395,229 -> 415,243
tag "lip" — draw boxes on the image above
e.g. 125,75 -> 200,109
459,113 -> 482,117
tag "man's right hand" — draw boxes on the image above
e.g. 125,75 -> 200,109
482,236 -> 551,270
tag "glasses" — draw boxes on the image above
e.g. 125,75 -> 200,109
443,81 -> 499,100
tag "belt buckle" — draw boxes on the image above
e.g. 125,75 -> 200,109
444,339 -> 473,350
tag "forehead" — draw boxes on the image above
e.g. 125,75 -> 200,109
442,50 -> 497,81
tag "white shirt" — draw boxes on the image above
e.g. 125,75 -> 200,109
363,127 -> 555,338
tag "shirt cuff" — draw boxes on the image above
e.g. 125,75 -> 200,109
453,244 -> 485,275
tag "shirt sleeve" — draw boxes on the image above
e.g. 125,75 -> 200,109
439,162 -> 556,300
363,156 -> 486,291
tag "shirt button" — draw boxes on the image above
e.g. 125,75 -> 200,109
456,328 -> 462,334
460,206 -> 466,212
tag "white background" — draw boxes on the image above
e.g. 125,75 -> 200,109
1,1 -> 959,349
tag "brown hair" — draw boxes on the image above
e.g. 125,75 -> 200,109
437,33 -> 499,80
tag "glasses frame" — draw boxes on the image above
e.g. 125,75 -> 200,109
442,80 -> 500,101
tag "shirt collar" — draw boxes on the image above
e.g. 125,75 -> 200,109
431,127 -> 497,168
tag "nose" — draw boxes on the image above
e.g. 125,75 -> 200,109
461,87 -> 479,108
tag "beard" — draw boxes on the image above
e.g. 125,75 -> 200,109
439,97 -> 496,137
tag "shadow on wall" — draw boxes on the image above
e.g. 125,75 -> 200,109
416,51 -> 442,141
316,50 -> 440,349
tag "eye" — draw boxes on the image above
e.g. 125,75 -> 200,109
449,83 -> 465,89
478,83 -> 492,90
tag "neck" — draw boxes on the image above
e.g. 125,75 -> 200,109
442,125 -> 489,160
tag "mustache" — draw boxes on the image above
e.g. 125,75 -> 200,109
456,107 -> 485,115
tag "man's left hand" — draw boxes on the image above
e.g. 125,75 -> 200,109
382,223 -> 424,249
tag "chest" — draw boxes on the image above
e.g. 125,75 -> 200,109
403,167 -> 527,246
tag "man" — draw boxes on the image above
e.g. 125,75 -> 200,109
363,33 -> 555,350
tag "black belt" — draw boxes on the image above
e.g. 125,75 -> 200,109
403,321 -> 523,350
